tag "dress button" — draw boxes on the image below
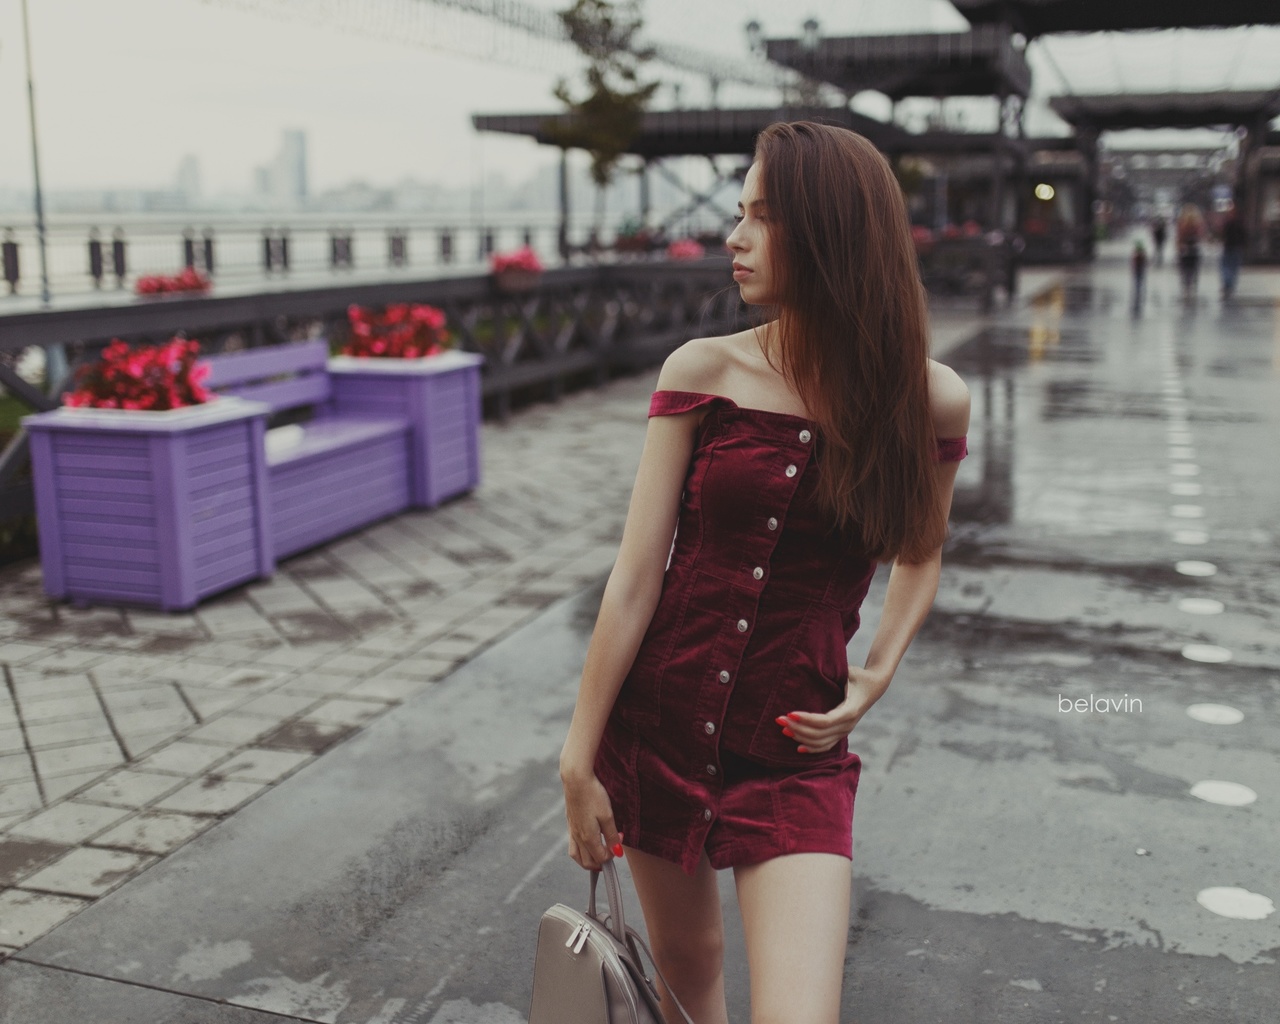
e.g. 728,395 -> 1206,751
703,808 -> 713,821
704,721 -> 715,735
767,517 -> 778,530
736,618 -> 748,632
752,566 -> 764,580
799,429 -> 811,442
785,464 -> 797,477
718,669 -> 730,683
706,764 -> 717,776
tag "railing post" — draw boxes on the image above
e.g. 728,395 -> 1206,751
279,231 -> 290,272
88,228 -> 104,288
329,230 -> 353,269
479,228 -> 495,262
183,228 -> 197,269
263,230 -> 275,273
202,230 -> 215,274
111,228 -> 127,288
388,228 -> 407,267
3,228 -> 21,294
522,226 -> 534,248
440,229 -> 454,265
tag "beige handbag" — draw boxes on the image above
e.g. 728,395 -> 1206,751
529,858 -> 695,1024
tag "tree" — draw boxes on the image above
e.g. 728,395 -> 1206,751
544,0 -> 660,190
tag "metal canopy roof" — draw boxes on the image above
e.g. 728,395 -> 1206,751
472,106 -> 911,158
765,25 -> 1031,101
1048,90 -> 1280,130
951,0 -> 1280,36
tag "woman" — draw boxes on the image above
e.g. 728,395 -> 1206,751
558,121 -> 970,1024
1176,204 -> 1204,299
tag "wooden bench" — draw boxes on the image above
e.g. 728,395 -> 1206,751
204,339 -> 485,561
26,339 -> 484,610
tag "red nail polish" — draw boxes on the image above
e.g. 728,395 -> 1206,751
774,716 -> 787,725
797,745 -> 809,752
786,712 -> 802,720
782,727 -> 793,737
612,843 -> 624,857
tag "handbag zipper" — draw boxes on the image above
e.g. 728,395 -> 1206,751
563,921 -> 593,954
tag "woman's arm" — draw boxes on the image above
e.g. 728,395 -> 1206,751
559,340 -> 717,868
781,362 -> 970,754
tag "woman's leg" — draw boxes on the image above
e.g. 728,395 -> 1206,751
733,852 -> 852,1024
623,845 -> 730,1024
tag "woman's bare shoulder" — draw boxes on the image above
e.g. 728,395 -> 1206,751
654,335 -> 733,395
927,359 -> 971,436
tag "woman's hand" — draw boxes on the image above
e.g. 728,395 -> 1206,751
775,667 -> 892,754
561,769 -> 625,870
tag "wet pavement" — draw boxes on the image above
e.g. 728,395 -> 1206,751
1,255 -> 1277,1022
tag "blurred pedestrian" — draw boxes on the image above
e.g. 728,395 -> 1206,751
1219,204 -> 1246,300
1151,216 -> 1167,267
1131,240 -> 1148,312
1175,205 -> 1204,299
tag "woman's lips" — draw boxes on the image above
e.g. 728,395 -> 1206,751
732,266 -> 753,281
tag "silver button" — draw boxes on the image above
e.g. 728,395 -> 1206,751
703,808 -> 712,821
736,618 -> 748,632
799,429 -> 811,442
752,566 -> 764,580
718,669 -> 730,683
785,464 -> 797,477
704,721 -> 715,735
706,764 -> 717,776
767,517 -> 778,530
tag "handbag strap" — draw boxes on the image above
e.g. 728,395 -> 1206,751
588,862 -> 697,1024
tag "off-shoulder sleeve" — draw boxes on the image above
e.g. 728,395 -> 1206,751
935,436 -> 968,462
648,390 -> 723,418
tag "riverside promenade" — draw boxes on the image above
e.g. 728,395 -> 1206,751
1,256 -> 1277,1023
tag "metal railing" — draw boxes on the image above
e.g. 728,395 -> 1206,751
0,258 -> 746,525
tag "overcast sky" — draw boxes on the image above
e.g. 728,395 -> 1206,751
1,0 -> 1277,197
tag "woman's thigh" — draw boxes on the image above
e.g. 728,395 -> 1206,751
733,852 -> 852,1024
623,846 -> 729,1023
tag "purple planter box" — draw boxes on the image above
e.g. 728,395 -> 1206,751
327,350 -> 485,508
24,398 -> 273,612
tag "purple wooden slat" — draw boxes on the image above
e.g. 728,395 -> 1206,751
219,374 -> 331,415
63,520 -> 157,544
190,485 -> 255,517
63,541 -> 161,567
58,498 -> 156,521
270,459 -> 408,521
201,339 -> 328,389
273,483 -> 408,559
65,563 -> 161,588
184,462 -> 252,494
193,523 -> 257,559
29,429 -> 66,600
150,433 -> 196,610
191,509 -> 256,545
53,452 -> 153,474
266,417 -> 408,468
196,549 -> 262,592
246,413 -> 274,580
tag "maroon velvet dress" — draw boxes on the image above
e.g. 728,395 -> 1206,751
594,389 -> 968,876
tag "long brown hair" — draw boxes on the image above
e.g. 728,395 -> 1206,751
753,120 -> 945,563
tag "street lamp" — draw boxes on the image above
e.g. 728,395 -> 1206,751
19,0 -> 51,306
744,19 -> 763,56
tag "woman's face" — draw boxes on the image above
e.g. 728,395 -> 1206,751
726,162 -> 776,305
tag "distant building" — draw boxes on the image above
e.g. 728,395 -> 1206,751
176,155 -> 202,206
252,129 -> 309,209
